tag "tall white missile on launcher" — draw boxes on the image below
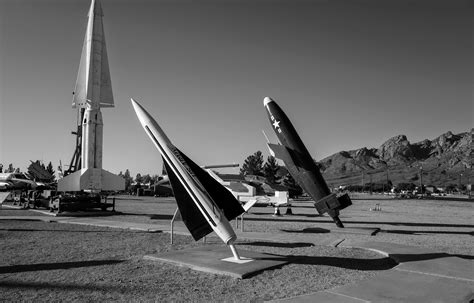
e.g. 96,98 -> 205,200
58,0 -> 124,192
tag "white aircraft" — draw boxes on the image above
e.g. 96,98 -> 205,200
0,173 -> 37,191
158,164 -> 289,210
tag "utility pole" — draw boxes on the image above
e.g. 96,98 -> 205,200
468,165 -> 472,199
419,165 -> 423,198
370,173 -> 373,195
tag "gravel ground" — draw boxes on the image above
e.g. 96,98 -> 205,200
105,195 -> 474,256
1,194 -> 472,301
0,220 -> 392,302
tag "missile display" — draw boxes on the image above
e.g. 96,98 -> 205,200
58,0 -> 124,192
131,98 -> 245,260
263,97 -> 352,227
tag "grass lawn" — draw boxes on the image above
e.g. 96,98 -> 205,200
0,220 -> 393,302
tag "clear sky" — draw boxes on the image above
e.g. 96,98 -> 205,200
0,0 -> 472,177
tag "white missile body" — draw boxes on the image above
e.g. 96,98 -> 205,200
131,98 -> 238,246
58,0 -> 124,192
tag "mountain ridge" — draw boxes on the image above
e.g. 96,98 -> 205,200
318,129 -> 472,187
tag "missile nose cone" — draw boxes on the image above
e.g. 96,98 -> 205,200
130,98 -> 150,122
263,97 -> 274,107
130,97 -> 141,113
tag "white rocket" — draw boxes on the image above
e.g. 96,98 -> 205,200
58,0 -> 124,192
131,98 -> 246,261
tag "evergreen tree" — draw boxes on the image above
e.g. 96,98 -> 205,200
282,173 -> 303,197
240,151 -> 264,176
263,156 -> 280,184
135,173 -> 143,184
123,169 -> 133,190
142,174 -> 152,185
46,162 -> 55,181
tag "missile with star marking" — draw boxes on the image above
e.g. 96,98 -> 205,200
263,97 -> 352,228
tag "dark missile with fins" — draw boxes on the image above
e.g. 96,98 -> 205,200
263,97 -> 351,227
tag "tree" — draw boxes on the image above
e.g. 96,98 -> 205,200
263,156 -> 280,184
397,182 -> 416,191
46,162 -> 55,182
142,174 -> 152,185
445,184 -> 457,193
7,164 -> 14,173
282,173 -> 303,197
123,169 -> 133,191
240,151 -> 264,176
135,173 -> 143,185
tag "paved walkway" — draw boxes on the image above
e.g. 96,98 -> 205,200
272,242 -> 474,303
1,215 -> 472,302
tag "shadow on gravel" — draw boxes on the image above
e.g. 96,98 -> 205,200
243,241 -> 314,248
259,255 -> 397,271
112,213 -> 174,220
0,260 -> 125,274
0,228 -> 122,233
281,228 -> 330,234
149,214 -> 174,220
0,280 -> 127,291
390,252 -> 474,262
244,217 -> 474,229
380,230 -> 474,236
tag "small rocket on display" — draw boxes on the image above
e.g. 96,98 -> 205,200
263,97 -> 352,227
131,98 -> 246,260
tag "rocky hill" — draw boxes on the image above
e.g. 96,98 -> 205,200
318,130 -> 472,187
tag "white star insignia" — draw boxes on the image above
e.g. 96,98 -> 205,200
272,120 -> 281,129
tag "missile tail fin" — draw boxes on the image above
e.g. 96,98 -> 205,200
164,161 -> 212,241
72,0 -> 114,108
72,33 -> 89,108
98,34 -> 114,107
268,143 -> 302,170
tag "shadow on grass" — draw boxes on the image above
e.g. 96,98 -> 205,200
350,197 -> 399,201
149,214 -> 174,220
252,255 -> 397,272
111,213 -> 174,220
0,280 -> 127,292
243,217 -> 474,229
0,260 -> 125,274
389,252 -> 474,262
281,228 -> 330,234
243,241 -> 314,248
381,230 -> 474,236
0,228 -> 125,233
